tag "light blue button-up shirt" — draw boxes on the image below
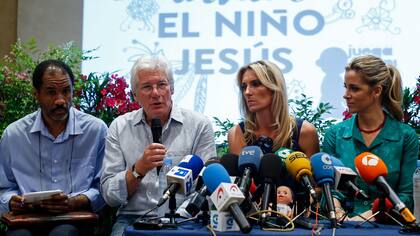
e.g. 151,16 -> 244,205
0,107 -> 108,214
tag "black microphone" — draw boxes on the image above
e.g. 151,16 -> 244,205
220,153 -> 240,179
259,153 -> 283,221
151,118 -> 162,175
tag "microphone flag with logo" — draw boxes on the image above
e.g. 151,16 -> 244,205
285,151 -> 318,202
157,155 -> 204,207
203,163 -> 252,233
355,152 -> 416,224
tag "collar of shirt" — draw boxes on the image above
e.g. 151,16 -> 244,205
29,107 -> 83,142
342,110 -> 400,147
133,105 -> 184,128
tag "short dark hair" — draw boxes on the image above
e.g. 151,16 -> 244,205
32,59 -> 75,90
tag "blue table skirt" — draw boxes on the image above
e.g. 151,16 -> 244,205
125,221 -> 404,236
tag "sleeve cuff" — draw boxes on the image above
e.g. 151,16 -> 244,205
101,170 -> 129,207
0,190 -> 19,213
80,189 -> 106,212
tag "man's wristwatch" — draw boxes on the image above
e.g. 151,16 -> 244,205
131,164 -> 145,180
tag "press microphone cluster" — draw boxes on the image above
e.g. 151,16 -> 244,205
355,152 -> 417,224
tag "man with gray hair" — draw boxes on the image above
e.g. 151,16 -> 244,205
100,56 -> 216,235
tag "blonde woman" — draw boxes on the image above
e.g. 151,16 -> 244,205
323,55 -> 418,220
228,60 -> 319,157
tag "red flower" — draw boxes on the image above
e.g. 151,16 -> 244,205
414,95 -> 420,105
88,73 -> 141,123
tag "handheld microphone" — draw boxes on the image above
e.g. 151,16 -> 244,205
285,151 -> 318,202
237,146 -> 262,196
259,153 -> 284,220
151,118 -> 163,175
355,152 -> 417,224
157,155 -> 204,207
203,163 -> 252,233
311,152 -> 337,228
185,157 -> 220,217
330,156 -> 369,200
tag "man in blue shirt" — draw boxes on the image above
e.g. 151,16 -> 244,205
0,60 -> 107,235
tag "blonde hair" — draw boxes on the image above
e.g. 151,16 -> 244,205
237,60 -> 296,150
346,55 -> 403,120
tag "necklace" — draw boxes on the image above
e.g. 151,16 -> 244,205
357,115 -> 386,134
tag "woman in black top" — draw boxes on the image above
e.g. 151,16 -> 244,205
227,60 -> 320,215
228,60 -> 319,157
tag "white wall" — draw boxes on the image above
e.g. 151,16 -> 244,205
17,0 -> 83,51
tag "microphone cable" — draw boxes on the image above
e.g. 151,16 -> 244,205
246,210 -> 295,232
139,205 -> 159,219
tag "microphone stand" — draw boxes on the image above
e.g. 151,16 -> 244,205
355,196 -> 403,228
260,184 -> 278,227
195,199 -> 210,226
340,194 -> 378,228
163,193 -> 179,228
287,190 -> 325,230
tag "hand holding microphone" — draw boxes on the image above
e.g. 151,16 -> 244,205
134,143 -> 166,176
